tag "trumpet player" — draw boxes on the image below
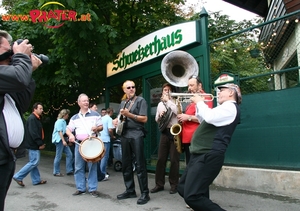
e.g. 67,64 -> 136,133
177,75 -> 213,165
151,83 -> 180,195
177,83 -> 242,211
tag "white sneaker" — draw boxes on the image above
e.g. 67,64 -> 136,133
102,174 -> 109,181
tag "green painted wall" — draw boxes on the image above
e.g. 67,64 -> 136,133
225,87 -> 300,170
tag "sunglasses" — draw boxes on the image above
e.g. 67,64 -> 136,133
126,86 -> 135,89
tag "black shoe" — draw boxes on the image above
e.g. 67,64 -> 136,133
90,191 -> 100,197
67,172 -> 74,176
150,186 -> 164,193
117,191 -> 137,200
137,193 -> 150,205
169,187 -> 178,194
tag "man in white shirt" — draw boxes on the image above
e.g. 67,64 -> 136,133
177,83 -> 242,211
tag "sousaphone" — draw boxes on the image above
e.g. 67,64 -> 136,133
161,50 -> 199,87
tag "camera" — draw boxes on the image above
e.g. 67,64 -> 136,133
15,39 -> 49,65
32,53 -> 49,65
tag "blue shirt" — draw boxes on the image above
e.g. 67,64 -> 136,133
100,115 -> 114,143
52,118 -> 66,143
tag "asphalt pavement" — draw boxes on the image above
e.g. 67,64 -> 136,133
5,153 -> 300,211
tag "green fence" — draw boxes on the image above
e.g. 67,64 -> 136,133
209,10 -> 300,170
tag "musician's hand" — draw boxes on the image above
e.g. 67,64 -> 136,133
91,126 -> 98,133
177,113 -> 189,122
190,95 -> 205,103
159,111 -> 165,118
68,134 -> 75,143
120,108 -> 130,117
161,94 -> 169,102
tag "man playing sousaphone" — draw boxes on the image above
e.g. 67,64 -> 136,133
151,83 -> 180,195
177,75 -> 213,166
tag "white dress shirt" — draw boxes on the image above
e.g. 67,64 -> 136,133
3,94 -> 24,148
195,100 -> 237,127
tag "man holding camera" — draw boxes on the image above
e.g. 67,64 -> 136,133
0,30 -> 42,211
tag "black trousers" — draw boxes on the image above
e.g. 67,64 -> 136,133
120,136 -> 149,194
155,132 -> 180,189
177,152 -> 226,211
0,160 -> 15,211
183,143 -> 191,165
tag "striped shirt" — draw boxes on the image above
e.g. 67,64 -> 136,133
67,109 -> 102,141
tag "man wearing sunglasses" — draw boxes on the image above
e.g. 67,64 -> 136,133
178,83 -> 242,211
114,80 -> 150,205
0,31 -> 42,210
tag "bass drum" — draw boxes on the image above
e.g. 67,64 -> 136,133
79,137 -> 105,163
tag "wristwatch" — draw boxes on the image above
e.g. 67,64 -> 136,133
188,116 -> 192,121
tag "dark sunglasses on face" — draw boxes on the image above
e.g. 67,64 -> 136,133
126,86 -> 135,89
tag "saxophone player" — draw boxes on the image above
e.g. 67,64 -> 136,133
177,76 -> 213,165
151,83 -> 180,194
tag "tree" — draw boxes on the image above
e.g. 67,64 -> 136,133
189,11 -> 266,93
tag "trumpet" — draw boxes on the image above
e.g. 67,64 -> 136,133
170,93 -> 217,102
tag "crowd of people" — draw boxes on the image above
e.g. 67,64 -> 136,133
0,28 -> 242,210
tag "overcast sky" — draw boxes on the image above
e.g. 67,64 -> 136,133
186,0 -> 260,21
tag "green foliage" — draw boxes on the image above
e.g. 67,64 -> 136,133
1,0 -> 187,116
189,11 -> 266,91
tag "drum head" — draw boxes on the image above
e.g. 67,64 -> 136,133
80,137 -> 104,160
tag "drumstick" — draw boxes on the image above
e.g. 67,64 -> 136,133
73,141 -> 81,146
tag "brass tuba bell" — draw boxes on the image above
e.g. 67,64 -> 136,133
161,50 -> 199,87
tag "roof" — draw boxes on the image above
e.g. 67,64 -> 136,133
223,0 -> 269,17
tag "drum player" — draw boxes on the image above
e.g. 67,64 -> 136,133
65,93 -> 103,197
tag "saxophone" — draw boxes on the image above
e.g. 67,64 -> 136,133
170,98 -> 183,153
